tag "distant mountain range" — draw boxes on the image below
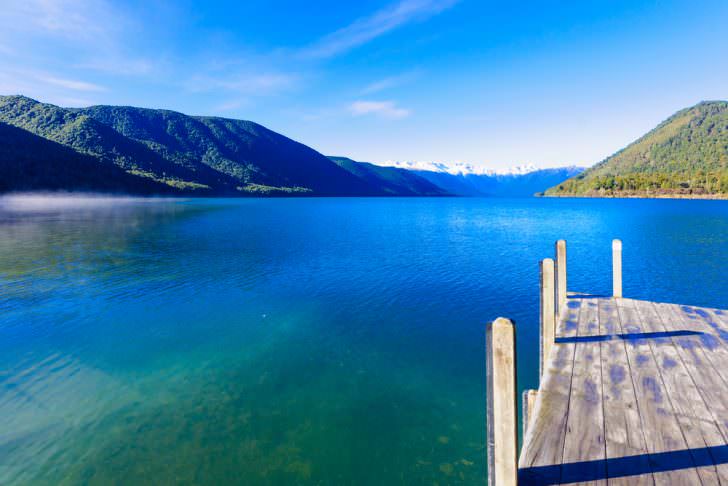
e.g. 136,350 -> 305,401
391,163 -> 584,197
328,157 -> 448,196
0,95 -> 578,197
378,160 -> 542,176
546,101 -> 728,198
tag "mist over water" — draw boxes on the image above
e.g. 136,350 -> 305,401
0,193 -> 184,211
1,197 -> 727,484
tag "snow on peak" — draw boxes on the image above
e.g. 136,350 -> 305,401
376,160 -> 539,176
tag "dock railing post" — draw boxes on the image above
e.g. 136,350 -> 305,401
540,258 -> 556,378
486,318 -> 518,486
612,239 -> 622,298
555,240 -> 567,318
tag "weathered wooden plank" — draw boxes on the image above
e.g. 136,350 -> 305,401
704,307 -> 728,335
519,280 -> 728,486
632,299 -> 722,485
615,298 -> 701,485
680,304 -> 728,344
665,303 -> 728,388
656,302 -> 728,484
598,298 -> 653,485
518,299 -> 581,484
561,298 -> 607,485
664,304 -> 728,430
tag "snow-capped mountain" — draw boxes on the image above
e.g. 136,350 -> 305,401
376,160 -> 540,176
370,160 -> 584,197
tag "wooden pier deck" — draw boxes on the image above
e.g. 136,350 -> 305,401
485,240 -> 728,485
520,295 -> 728,485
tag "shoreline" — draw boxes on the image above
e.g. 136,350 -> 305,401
542,193 -> 728,201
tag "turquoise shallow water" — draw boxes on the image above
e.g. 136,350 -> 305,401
1,196 -> 727,485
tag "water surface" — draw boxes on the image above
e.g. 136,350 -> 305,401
1,196 -> 727,485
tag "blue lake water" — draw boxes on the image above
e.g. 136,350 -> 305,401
1,196 -> 727,485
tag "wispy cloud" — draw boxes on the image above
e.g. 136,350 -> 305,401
0,69 -> 101,106
302,0 -> 458,59
349,100 -> 411,119
39,75 -> 106,92
1,0 -> 114,41
361,71 -> 420,94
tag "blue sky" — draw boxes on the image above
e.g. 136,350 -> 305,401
0,0 -> 726,169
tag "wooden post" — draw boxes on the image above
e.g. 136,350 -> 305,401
540,258 -> 556,378
612,239 -> 622,298
486,318 -> 518,486
522,389 -> 537,438
555,240 -> 567,318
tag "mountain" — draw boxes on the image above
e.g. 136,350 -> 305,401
0,96 -> 230,194
546,101 -> 728,198
378,160 -> 539,176
393,164 -> 584,197
0,95 -> 582,198
0,122 -> 171,194
78,104 -> 376,195
0,95 -> 397,196
328,156 -> 449,196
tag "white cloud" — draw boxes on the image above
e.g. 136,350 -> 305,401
0,0 -> 114,41
349,100 -> 411,119
0,68 -> 104,106
39,75 -> 106,92
302,0 -> 459,59
361,71 -> 420,94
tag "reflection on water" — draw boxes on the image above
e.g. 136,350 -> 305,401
1,195 -> 727,484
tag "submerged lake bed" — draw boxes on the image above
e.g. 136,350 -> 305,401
1,196 -> 727,485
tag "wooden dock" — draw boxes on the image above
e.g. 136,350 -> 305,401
486,240 -> 728,485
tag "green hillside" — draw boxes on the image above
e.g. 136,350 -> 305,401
79,105 -> 375,195
0,96 -> 229,193
0,96 -> 402,196
0,122 -> 172,194
328,156 -> 449,196
546,101 -> 728,197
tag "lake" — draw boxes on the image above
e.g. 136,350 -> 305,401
1,196 -> 727,485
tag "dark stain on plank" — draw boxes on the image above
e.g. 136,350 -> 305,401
584,378 -> 599,405
642,376 -> 663,403
662,357 -> 677,369
609,364 -> 625,399
609,364 -> 625,384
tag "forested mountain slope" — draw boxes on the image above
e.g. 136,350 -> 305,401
546,101 -> 728,197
